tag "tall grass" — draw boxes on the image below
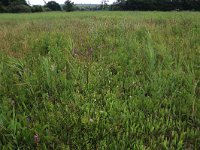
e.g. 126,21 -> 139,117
0,11 -> 200,149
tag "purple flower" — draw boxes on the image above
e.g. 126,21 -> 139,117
34,134 -> 40,145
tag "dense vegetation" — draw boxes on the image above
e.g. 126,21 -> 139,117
1,0 -> 200,13
0,0 -> 31,13
0,12 -> 200,149
63,0 -> 75,12
46,1 -> 61,11
0,0 -> 75,13
112,0 -> 200,11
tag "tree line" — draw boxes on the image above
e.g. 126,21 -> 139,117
111,0 -> 200,11
0,0 -> 75,13
0,0 -> 200,13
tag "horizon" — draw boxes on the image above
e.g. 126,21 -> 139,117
28,0 -> 116,5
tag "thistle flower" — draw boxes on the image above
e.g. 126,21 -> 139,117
34,134 -> 40,145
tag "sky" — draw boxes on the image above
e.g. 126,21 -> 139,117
28,0 -> 117,5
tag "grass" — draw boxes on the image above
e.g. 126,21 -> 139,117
0,11 -> 200,149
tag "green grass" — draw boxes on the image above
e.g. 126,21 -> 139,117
0,11 -> 200,149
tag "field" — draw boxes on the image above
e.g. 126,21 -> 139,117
0,11 -> 200,149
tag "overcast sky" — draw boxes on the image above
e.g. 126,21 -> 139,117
28,0 -> 116,5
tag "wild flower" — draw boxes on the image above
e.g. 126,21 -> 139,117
50,64 -> 56,71
34,134 -> 40,145
11,100 -> 15,106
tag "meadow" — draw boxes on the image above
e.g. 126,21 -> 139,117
0,11 -> 200,149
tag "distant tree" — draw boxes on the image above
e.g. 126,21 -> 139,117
112,0 -> 200,11
31,5 -> 44,12
0,0 -> 31,13
64,0 -> 75,12
1,0 -> 28,6
8,4 -> 32,13
101,0 -> 109,10
46,1 -> 61,11
1,0 -> 9,6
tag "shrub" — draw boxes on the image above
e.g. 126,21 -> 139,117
31,5 -> 44,13
0,5 -> 8,13
8,4 -> 32,13
43,7 -> 52,12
